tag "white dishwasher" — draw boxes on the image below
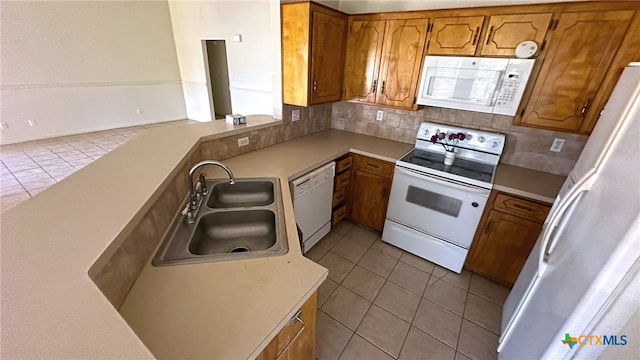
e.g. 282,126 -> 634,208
291,162 -> 335,253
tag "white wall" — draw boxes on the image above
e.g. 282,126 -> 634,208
0,1 -> 187,145
168,0 -> 282,121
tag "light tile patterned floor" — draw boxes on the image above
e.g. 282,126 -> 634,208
0,120 -> 195,212
305,220 -> 511,360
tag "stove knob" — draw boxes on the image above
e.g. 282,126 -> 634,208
492,141 -> 499,148
424,129 -> 429,135
478,136 -> 486,143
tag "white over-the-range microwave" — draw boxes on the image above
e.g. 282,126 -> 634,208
416,56 -> 535,116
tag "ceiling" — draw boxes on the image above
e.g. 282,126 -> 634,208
310,0 -> 587,14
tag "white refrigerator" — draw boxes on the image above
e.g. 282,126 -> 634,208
497,64 -> 640,359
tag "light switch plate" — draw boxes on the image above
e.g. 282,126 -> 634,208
376,110 -> 383,121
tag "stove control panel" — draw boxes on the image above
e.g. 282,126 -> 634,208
416,122 -> 505,155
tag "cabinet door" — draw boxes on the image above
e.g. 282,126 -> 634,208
310,11 -> 347,104
376,19 -> 429,108
519,10 -> 634,132
256,292 -> 317,360
467,210 -> 541,285
427,16 -> 484,55
350,169 -> 390,231
343,20 -> 386,102
480,13 -> 552,56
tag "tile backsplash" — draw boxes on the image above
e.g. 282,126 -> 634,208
331,102 -> 588,176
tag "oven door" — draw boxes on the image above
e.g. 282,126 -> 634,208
386,166 -> 489,248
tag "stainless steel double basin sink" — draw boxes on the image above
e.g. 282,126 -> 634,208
152,178 -> 288,266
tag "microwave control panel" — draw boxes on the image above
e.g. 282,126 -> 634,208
493,59 -> 535,116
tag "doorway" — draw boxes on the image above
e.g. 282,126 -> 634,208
204,40 -> 232,119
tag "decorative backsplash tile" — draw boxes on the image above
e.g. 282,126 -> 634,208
332,102 -> 588,176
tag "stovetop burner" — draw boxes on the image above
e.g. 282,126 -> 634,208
399,148 -> 494,184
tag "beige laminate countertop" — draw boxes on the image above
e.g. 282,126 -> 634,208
1,115 -> 564,359
494,164 -> 566,204
119,129 -> 413,359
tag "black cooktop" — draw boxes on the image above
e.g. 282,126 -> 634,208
399,148 -> 495,183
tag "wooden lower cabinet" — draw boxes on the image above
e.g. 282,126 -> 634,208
466,210 -> 541,285
348,154 -> 394,232
257,292 -> 317,360
466,191 -> 550,286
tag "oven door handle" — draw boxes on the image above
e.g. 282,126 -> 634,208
395,166 -> 490,195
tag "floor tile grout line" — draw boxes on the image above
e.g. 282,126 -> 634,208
454,281 -> 472,354
334,234 -> 402,360
396,271 -> 437,358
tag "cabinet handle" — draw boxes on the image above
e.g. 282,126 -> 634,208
472,27 -> 480,45
380,80 -> 386,94
485,26 -> 494,45
484,221 -> 492,234
371,80 -> 377,93
581,98 -> 591,115
367,163 -> 380,169
292,309 -> 304,327
512,203 -> 534,212
313,80 -> 317,92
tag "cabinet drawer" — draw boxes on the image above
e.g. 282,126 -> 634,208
494,193 -> 550,222
336,156 -> 353,173
332,187 -> 347,208
354,155 -> 393,177
332,204 -> 348,225
334,170 -> 350,190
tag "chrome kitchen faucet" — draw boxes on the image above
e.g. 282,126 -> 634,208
182,160 -> 236,223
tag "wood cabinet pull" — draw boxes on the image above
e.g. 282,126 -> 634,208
472,27 -> 480,45
367,163 -> 380,168
512,204 -> 533,212
371,80 -> 377,93
484,221 -> 492,234
380,80 -> 386,94
485,26 -> 494,45
313,80 -> 317,92
581,99 -> 591,115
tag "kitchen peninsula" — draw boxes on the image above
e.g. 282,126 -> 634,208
2,115 -> 564,358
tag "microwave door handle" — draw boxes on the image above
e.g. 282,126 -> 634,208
491,70 -> 507,105
395,167 -> 489,194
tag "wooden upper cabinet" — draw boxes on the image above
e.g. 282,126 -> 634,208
377,19 -> 429,108
519,10 -> 634,132
281,2 -> 346,106
480,13 -> 553,56
343,20 -> 386,103
427,16 -> 484,55
310,11 -> 347,104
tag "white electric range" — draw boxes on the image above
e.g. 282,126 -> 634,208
382,122 -> 506,273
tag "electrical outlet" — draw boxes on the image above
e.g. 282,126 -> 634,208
26,120 -> 37,127
292,109 -> 301,122
136,108 -> 143,115
238,137 -> 249,147
550,138 -> 566,152
376,110 -> 384,121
